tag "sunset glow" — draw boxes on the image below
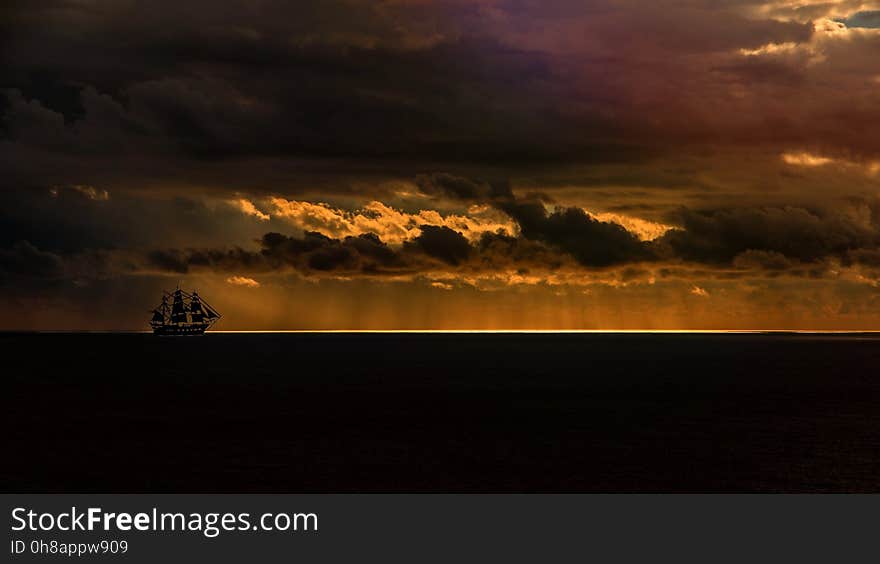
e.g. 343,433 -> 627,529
3,0 -> 880,330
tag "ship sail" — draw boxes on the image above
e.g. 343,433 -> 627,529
151,309 -> 165,323
170,289 -> 188,324
190,292 -> 205,323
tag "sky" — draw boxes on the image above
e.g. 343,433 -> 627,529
2,0 -> 880,330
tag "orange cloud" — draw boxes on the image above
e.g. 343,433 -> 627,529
266,198 -> 516,244
781,152 -> 835,166
690,286 -> 710,297
230,198 -> 270,221
781,151 -> 880,175
587,211 -> 674,241
226,275 -> 261,287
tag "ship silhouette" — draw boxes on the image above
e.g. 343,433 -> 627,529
150,287 -> 220,335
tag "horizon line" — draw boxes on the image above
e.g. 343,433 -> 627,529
5,329 -> 880,335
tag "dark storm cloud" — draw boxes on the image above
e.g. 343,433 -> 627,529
415,174 -> 493,201
10,196 -> 880,291
261,231 -> 408,273
658,206 -> 880,264
145,230 -> 417,276
145,226 -> 478,275
11,178 -> 880,285
124,209 -> 576,278
0,241 -> 64,280
131,199 -> 880,279
143,224 -> 561,277
501,201 -> 654,267
0,187 -> 266,253
0,0 -> 832,198
473,230 -> 567,272
846,248 -> 880,267
415,173 -> 515,202
145,249 -> 191,274
1,4 -> 590,170
148,245 -> 274,274
406,225 -> 471,265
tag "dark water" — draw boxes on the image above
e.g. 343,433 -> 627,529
4,332 -> 880,492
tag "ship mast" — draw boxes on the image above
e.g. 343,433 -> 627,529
170,288 -> 188,324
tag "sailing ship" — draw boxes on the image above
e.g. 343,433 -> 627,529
150,288 -> 221,335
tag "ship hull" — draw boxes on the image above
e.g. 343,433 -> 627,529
152,324 -> 208,336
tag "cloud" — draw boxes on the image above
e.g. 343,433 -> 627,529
781,151 -> 880,175
8,172 -> 880,291
12,195 -> 880,312
587,211 -> 674,241
0,0 -> 853,191
226,275 -> 260,287
230,199 -> 270,221
500,201 -> 654,267
264,198 -> 516,244
0,241 -> 64,280
77,192 -> 880,287
690,286 -> 709,297
146,246 -> 269,274
781,152 -> 835,167
658,205 -> 879,264
136,223 -> 559,280
256,231 -> 411,275
405,225 -> 471,265
751,1 -> 880,22
732,250 -> 798,271
50,185 -> 110,201
414,173 -> 513,201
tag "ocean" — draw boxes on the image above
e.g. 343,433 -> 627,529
4,332 -> 880,492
